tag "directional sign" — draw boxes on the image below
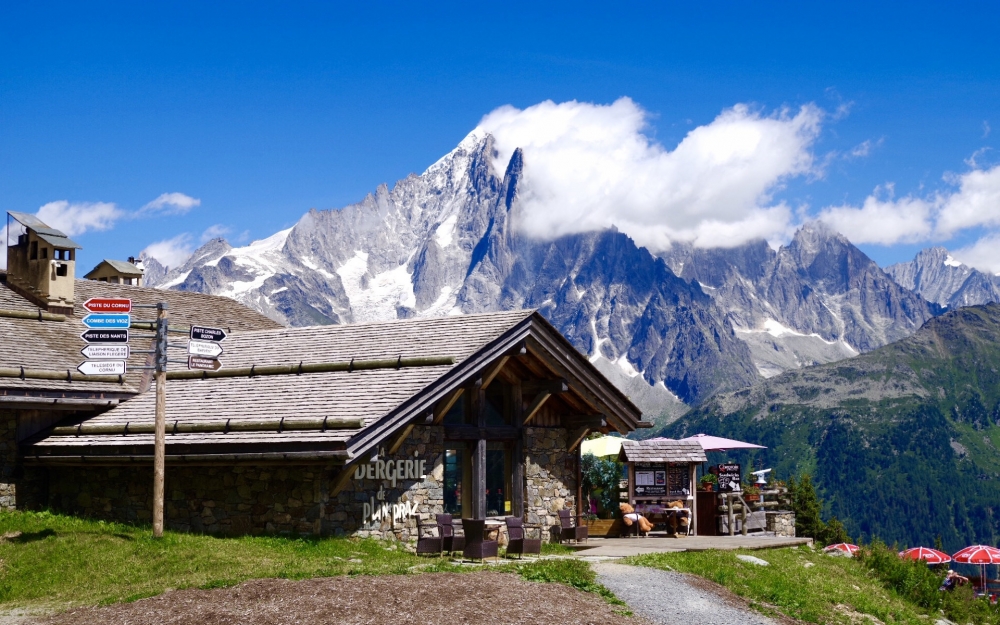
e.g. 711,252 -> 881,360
81,345 -> 130,360
190,325 -> 227,342
82,313 -> 130,329
80,329 -> 129,344
188,356 -> 223,371
83,298 -> 132,313
188,339 -> 223,358
77,360 -> 127,375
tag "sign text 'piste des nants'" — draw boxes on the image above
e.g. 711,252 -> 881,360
80,329 -> 129,344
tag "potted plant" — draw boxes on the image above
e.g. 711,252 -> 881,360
743,484 -> 761,502
699,474 -> 717,491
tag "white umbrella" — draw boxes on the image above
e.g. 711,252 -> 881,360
678,433 -> 766,452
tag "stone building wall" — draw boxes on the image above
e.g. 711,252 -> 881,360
0,410 -> 18,510
43,424 -> 579,541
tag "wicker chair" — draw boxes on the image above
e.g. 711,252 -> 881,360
557,509 -> 588,543
415,515 -> 442,556
436,513 -> 465,555
504,516 -> 542,559
461,518 -> 499,562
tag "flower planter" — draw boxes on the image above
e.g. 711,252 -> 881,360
702,484 -> 716,492
744,494 -> 760,502
585,518 -> 623,537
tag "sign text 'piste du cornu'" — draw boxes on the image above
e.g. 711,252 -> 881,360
77,298 -> 132,376
188,325 -> 227,370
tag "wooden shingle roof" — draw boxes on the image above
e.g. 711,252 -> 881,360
0,278 -> 282,395
25,310 -> 644,464
619,439 -> 707,463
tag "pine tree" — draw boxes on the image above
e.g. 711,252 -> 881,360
793,474 -> 825,539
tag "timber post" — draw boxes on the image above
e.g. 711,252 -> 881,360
153,302 -> 168,538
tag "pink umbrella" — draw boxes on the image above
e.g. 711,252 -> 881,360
823,543 -> 860,556
676,434 -> 767,452
952,545 -> 1000,590
899,547 -> 952,564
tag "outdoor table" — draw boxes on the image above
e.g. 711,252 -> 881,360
484,519 -> 504,542
635,503 -> 691,535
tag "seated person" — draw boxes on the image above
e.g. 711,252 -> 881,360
941,570 -> 969,591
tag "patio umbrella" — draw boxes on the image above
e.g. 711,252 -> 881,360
899,547 -> 951,564
581,436 -> 624,458
677,433 -> 767,452
823,543 -> 860,556
952,545 -> 1000,590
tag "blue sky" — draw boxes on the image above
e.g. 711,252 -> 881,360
2,2 -> 998,272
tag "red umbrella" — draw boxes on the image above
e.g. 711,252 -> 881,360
899,547 -> 952,564
823,543 -> 859,556
952,545 -> 1000,590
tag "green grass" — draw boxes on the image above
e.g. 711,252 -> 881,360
0,511 -> 613,614
627,547 -> 933,625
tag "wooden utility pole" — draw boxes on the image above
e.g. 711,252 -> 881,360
152,302 -> 168,538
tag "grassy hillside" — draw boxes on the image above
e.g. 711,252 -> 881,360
664,304 -> 1000,550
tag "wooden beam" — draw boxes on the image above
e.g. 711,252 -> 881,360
387,423 -> 415,455
331,459 -> 361,496
521,390 -> 552,425
432,387 -> 464,424
444,425 -> 520,441
567,427 -> 590,453
522,379 -> 568,395
479,355 -> 510,390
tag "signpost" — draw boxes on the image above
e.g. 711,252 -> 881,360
82,313 -> 131,329
83,297 -> 132,313
81,345 -> 130,359
188,340 -> 223,358
188,356 -> 223,371
190,326 -> 227,342
80,329 -> 129,343
77,360 -> 126,375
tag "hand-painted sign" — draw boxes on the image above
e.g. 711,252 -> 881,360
83,298 -> 132,313
354,449 -> 427,527
188,356 -> 223,371
80,329 -> 129,343
82,313 -> 130,329
190,326 -> 227,342
188,339 -> 223,358
81,345 -> 130,359
717,463 -> 741,492
77,360 -> 127,375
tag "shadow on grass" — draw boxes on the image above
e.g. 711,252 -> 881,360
8,529 -> 56,543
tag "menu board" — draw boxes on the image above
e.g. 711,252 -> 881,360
633,462 -> 667,497
667,464 -> 690,497
717,463 -> 741,492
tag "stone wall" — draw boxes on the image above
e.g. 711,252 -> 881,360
766,511 -> 796,537
0,410 -> 18,510
42,424 -> 579,541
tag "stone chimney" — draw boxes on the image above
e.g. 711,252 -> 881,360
4,211 -> 81,315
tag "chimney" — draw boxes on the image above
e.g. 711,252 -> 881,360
4,211 -> 81,315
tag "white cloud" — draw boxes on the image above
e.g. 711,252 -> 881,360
138,192 -> 201,216
818,187 -> 934,245
953,233 -> 1000,274
935,165 -> 1000,237
477,98 -> 823,250
200,224 -> 230,243
35,200 -> 124,237
141,233 -> 194,269
984,121 -> 991,139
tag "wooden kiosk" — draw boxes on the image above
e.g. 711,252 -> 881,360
619,439 -> 707,535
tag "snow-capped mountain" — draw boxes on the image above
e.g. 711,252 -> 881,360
886,247 -> 1000,309
150,130 -> 940,422
662,223 -> 938,377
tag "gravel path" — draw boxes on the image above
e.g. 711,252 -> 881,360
594,562 -> 782,625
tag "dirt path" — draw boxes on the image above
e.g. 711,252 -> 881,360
32,572 -> 653,625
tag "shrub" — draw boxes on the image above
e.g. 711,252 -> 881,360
581,453 -> 623,517
856,539 -> 944,611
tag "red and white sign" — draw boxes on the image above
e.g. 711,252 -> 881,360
83,298 -> 132,313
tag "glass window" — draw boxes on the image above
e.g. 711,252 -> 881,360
443,392 -> 469,425
443,448 -> 464,515
486,442 -> 511,516
484,381 -> 509,426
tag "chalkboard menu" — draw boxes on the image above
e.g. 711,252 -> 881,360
633,462 -> 667,497
667,464 -> 690,497
717,463 -> 741,492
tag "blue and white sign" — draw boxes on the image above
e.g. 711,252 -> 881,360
82,313 -> 131,329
